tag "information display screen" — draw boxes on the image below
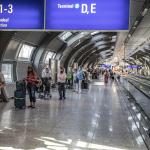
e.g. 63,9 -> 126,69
127,65 -> 142,69
0,0 -> 130,30
100,64 -> 112,69
0,0 -> 44,29
46,0 -> 130,30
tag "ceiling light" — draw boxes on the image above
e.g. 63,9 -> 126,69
112,35 -> 117,39
141,8 -> 148,16
128,34 -> 131,37
111,46 -> 115,49
111,39 -> 116,42
134,21 -> 139,26
91,31 -> 100,35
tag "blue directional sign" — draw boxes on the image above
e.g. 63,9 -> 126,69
0,0 -> 130,30
0,0 -> 44,29
46,0 -> 130,30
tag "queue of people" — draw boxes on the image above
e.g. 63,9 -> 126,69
57,66 -> 90,100
0,61 -> 123,110
1,65 -> 92,109
103,69 -> 120,84
1,64 -> 121,109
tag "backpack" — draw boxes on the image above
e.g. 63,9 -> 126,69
67,72 -> 72,80
77,71 -> 84,80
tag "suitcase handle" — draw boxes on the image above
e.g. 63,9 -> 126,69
14,97 -> 25,100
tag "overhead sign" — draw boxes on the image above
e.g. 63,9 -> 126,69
0,0 -> 130,30
127,65 -> 142,69
46,0 -> 130,30
100,64 -> 112,69
0,0 -> 44,29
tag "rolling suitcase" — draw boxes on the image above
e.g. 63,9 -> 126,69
14,80 -> 26,109
104,78 -> 108,83
82,80 -> 89,89
16,80 -> 26,93
111,76 -> 115,80
14,90 -> 26,109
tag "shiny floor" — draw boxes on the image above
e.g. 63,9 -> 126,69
0,79 -> 147,150
121,78 -> 150,117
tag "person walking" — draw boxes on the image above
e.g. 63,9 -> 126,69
57,67 -> 66,100
73,69 -> 78,92
26,66 -> 38,108
66,69 -> 73,89
42,66 -> 52,99
77,67 -> 84,94
104,70 -> 109,84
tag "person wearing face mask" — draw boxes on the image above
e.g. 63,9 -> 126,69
26,66 -> 38,108
57,67 -> 66,100
42,66 -> 52,99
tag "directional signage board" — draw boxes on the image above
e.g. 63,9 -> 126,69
0,0 -> 44,29
46,0 -> 130,30
0,0 -> 130,30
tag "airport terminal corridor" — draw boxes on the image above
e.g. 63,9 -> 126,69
0,0 -> 150,149
0,78 -> 147,150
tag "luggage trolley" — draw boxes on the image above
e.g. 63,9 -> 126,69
42,77 -> 52,100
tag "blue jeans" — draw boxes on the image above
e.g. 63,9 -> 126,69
58,83 -> 65,99
27,83 -> 36,102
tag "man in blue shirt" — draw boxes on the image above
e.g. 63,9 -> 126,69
77,67 -> 84,94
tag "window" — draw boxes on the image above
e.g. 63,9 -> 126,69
80,32 -> 89,35
18,44 -> 35,61
52,53 -> 56,59
1,64 -> 13,83
59,32 -> 72,41
91,31 -> 100,35
45,51 -> 55,63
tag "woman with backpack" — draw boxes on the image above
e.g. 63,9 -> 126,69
77,67 -> 84,94
73,68 -> 78,92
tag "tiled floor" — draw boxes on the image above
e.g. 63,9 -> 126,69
0,79 -> 147,150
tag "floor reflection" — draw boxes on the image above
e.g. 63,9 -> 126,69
34,136 -> 128,150
0,80 -> 147,150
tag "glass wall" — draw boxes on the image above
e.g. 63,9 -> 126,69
18,44 -> 35,61
1,64 -> 13,83
44,51 -> 56,64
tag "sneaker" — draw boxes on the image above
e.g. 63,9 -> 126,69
28,105 -> 32,108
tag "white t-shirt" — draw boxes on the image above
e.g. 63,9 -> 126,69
57,73 -> 66,83
42,68 -> 51,78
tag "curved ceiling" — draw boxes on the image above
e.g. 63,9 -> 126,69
0,31 -> 118,70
